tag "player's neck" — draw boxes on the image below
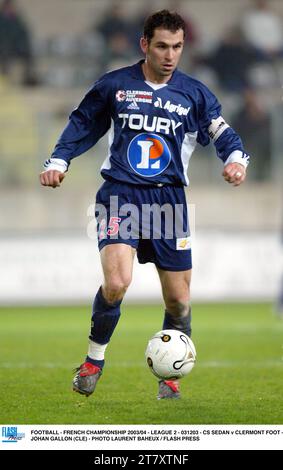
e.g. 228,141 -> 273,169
141,61 -> 172,84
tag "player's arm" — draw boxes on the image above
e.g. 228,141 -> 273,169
208,116 -> 249,187
40,77 -> 111,188
197,87 -> 250,187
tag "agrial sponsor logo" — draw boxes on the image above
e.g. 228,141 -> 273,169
154,97 -> 190,116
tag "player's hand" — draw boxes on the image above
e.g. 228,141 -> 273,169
39,170 -> 66,188
222,163 -> 246,187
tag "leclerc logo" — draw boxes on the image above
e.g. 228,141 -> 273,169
127,133 -> 171,177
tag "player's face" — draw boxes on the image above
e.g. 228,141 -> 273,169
140,28 -> 184,83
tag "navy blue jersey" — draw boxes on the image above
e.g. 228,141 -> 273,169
44,60 -> 249,186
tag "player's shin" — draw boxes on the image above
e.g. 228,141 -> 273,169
162,306 -> 192,337
86,286 -> 122,368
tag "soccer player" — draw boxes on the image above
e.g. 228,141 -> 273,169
40,10 -> 249,399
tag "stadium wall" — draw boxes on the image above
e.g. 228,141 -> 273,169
0,232 -> 280,305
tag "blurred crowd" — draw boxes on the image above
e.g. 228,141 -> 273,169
0,0 -> 283,182
0,0 -> 37,84
1,0 -> 283,89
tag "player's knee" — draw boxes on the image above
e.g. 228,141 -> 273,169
164,279 -> 191,316
103,275 -> 132,303
165,297 -> 190,317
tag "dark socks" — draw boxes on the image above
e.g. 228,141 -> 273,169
86,287 -> 122,369
162,306 -> 192,337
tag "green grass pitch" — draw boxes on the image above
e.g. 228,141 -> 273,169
0,303 -> 282,424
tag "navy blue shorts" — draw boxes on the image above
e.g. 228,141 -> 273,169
95,180 -> 192,271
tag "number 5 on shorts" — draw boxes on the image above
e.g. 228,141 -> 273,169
107,217 -> 121,236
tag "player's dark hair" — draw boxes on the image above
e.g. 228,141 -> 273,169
143,9 -> 186,43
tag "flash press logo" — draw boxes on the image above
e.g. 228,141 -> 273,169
2,426 -> 25,443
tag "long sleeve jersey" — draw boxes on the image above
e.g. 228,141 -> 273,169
44,60 -> 249,186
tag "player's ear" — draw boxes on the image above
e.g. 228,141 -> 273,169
140,37 -> 148,54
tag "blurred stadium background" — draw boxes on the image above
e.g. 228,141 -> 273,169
0,0 -> 282,306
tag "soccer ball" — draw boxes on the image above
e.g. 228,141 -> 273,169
145,329 -> 196,380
